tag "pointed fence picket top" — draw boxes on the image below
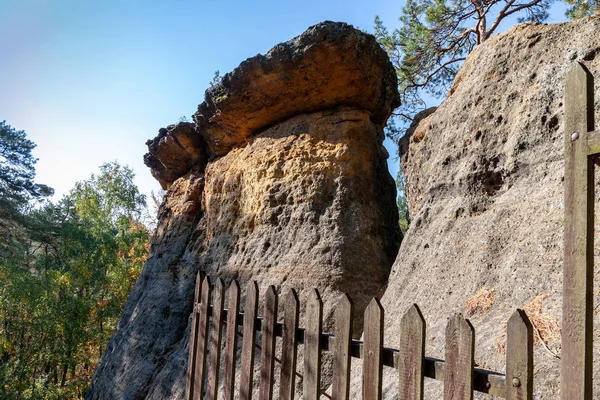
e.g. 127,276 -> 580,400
223,280 -> 240,400
240,281 -> 259,400
207,278 -> 226,400
259,286 -> 278,400
185,273 -> 202,400
279,289 -> 299,400
193,276 -> 212,400
332,293 -> 353,400
398,304 -> 425,400
304,289 -> 323,400
444,314 -> 474,400
183,275 -> 552,399
562,62 -> 595,400
506,309 -> 533,400
363,297 -> 384,400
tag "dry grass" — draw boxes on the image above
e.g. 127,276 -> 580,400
496,293 -> 560,357
523,294 -> 561,345
465,288 -> 495,316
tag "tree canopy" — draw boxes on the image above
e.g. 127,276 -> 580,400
374,0 -> 598,143
0,121 -> 53,252
0,126 -> 149,399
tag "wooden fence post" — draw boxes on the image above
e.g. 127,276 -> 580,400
207,278 -> 226,400
444,314 -> 474,400
304,289 -> 323,400
193,276 -> 212,400
185,273 -> 202,400
398,304 -> 425,400
223,280 -> 241,400
240,281 -> 259,400
259,286 -> 278,400
279,289 -> 299,400
562,62 -> 595,400
506,309 -> 533,400
363,298 -> 384,400
332,294 -> 353,400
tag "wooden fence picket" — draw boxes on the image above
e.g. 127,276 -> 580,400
193,276 -> 212,399
363,298 -> 384,400
207,278 -> 226,400
332,294 -> 353,400
279,289 -> 299,400
304,289 -> 323,400
223,280 -> 241,400
240,281 -> 259,400
562,62 -> 595,400
444,314 -> 474,400
259,286 -> 278,400
184,277 -> 544,400
506,309 -> 533,400
398,304 -> 425,400
185,273 -> 202,400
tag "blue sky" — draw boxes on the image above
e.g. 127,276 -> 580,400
0,0 -> 568,205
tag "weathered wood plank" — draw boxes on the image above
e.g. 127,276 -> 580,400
185,273 -> 202,400
193,276 -> 212,400
259,286 -> 278,400
223,280 -> 241,400
586,129 -> 600,156
279,289 -> 299,400
332,294 -> 353,400
207,278 -> 226,400
304,289 -> 323,400
444,314 -> 474,400
506,309 -> 533,400
240,281 -> 259,400
363,298 -> 384,400
562,62 -> 595,400
398,304 -> 425,400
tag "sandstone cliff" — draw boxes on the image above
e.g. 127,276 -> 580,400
371,15 -> 600,399
86,21 -> 400,400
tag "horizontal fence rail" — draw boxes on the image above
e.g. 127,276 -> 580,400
186,274 -> 533,399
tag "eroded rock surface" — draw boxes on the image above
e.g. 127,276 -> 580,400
365,16 -> 600,399
144,122 -> 207,189
194,22 -> 399,156
86,21 -> 400,400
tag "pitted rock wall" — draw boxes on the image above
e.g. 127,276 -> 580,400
368,16 -> 600,399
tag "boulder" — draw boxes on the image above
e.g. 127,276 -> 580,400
143,122 -> 207,189
368,15 -> 600,399
194,21 -> 400,156
86,21 -> 400,400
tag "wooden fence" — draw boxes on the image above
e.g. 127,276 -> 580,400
184,274 -> 533,400
184,62 -> 598,399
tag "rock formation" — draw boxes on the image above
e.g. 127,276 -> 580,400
85,21 -> 400,400
365,15 -> 600,399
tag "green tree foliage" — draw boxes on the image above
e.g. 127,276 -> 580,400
0,155 -> 149,399
396,168 -> 409,234
564,0 -> 599,17
0,121 -> 53,252
374,0 -> 553,142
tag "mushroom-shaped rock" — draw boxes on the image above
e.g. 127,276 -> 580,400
144,122 -> 207,189
194,21 -> 400,156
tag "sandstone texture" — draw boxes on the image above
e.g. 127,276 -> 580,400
86,21 -> 400,400
194,22 -> 399,156
363,15 -> 600,399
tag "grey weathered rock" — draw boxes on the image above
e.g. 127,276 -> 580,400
86,21 -> 400,400
143,122 -> 207,189
194,21 -> 400,156
362,15 -> 600,399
